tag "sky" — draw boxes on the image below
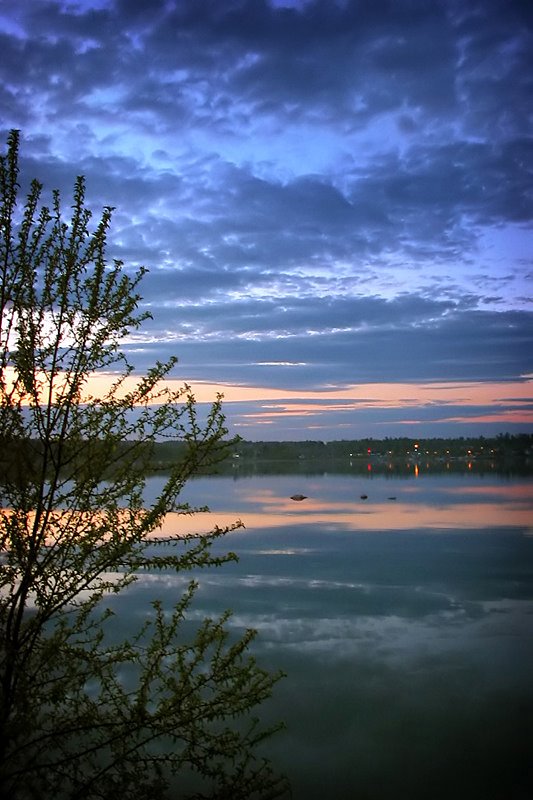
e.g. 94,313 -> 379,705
1,0 -> 532,440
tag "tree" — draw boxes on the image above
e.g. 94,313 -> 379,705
0,131 -> 288,800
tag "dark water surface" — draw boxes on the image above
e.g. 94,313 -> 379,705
113,472 -> 533,799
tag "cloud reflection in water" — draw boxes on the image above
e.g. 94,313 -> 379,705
115,473 -> 533,799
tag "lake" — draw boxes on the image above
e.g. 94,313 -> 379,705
110,469 -> 533,799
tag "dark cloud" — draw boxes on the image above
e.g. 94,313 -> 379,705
123,303 -> 531,391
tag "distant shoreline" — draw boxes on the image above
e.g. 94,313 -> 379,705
155,434 -> 533,477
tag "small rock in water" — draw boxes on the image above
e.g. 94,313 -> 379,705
360,494 -> 368,500
290,494 -> 307,501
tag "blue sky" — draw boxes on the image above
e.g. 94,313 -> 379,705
1,0 -> 532,439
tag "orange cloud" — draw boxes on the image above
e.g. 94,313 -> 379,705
6,365 -> 532,427
182,378 -> 533,411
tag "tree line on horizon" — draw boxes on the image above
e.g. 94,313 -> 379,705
3,429 -> 531,485
230,433 -> 533,460
136,433 -> 533,471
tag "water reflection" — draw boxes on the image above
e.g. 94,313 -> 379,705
122,472 -> 533,799
153,474 -> 533,537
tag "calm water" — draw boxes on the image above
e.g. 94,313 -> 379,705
111,472 -> 533,799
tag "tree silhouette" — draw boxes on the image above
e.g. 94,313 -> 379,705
0,131 -> 288,800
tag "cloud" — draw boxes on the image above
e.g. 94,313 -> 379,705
1,0 -> 531,437
122,303 -> 531,389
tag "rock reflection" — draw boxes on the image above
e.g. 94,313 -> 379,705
154,476 -> 533,538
